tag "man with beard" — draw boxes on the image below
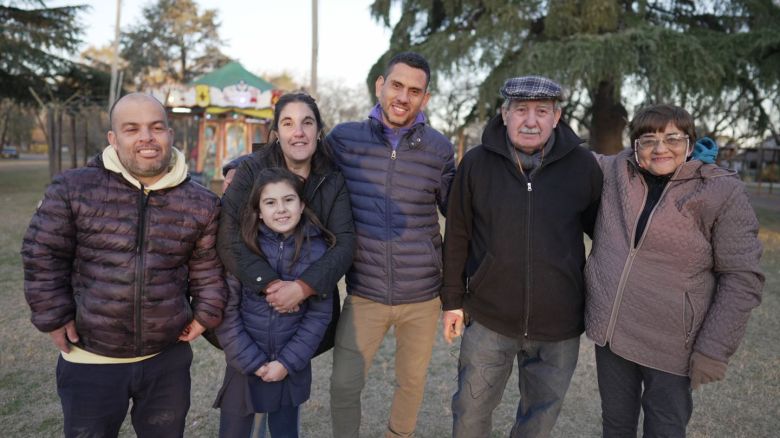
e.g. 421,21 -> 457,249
327,52 -> 456,437
21,93 -> 227,437
440,76 -> 603,437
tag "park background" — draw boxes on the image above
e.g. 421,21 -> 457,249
1,0 -> 779,436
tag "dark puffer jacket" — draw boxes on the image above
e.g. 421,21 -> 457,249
21,155 -> 227,358
327,117 -> 455,304
216,223 -> 331,412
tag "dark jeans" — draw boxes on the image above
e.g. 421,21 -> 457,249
595,345 -> 692,438
56,342 -> 192,438
219,405 -> 300,438
452,321 -> 580,438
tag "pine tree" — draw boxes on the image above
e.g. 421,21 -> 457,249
369,0 -> 780,153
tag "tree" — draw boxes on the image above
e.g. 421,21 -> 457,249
0,1 -> 86,104
369,0 -> 780,153
121,0 -> 232,88
316,79 -> 373,129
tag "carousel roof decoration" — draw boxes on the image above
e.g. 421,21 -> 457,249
149,61 -> 277,119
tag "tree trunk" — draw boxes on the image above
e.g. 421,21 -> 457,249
47,109 -> 56,179
70,112 -> 78,169
0,105 -> 10,146
83,115 -> 89,167
589,79 -> 627,155
56,109 -> 63,174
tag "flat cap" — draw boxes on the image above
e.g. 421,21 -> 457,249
500,75 -> 564,101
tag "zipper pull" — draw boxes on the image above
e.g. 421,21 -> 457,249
391,149 -> 397,160
527,182 -> 532,192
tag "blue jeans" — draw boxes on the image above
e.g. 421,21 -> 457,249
452,321 -> 580,438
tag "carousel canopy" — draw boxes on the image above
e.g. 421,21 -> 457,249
191,61 -> 274,91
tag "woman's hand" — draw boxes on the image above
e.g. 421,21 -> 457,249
266,280 -> 314,312
256,360 -> 289,382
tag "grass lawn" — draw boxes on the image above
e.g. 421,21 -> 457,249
1,159 -> 778,437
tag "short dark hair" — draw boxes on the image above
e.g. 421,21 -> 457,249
629,104 -> 697,147
385,52 -> 431,88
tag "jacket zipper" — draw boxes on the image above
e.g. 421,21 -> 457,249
269,239 -> 284,360
134,188 -> 150,356
385,139 -> 399,305
523,176 -> 533,337
604,166 -> 679,344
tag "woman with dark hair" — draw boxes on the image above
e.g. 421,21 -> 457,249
218,92 -> 355,355
585,104 -> 764,437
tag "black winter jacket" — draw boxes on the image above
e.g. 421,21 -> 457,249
441,115 -> 602,340
21,155 -> 227,357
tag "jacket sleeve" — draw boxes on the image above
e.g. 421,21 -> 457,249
693,182 -> 764,363
437,147 -> 457,217
581,154 -> 603,238
440,155 -> 473,310
215,275 -> 269,375
297,172 -> 355,296
188,196 -> 228,329
21,174 -> 77,333
217,159 -> 280,293
277,294 -> 333,375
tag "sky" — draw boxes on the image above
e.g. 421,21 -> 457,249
51,0 -> 395,86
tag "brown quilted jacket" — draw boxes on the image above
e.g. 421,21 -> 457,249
21,156 -> 227,358
585,150 -> 763,376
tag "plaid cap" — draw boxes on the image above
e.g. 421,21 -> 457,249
500,76 -> 564,101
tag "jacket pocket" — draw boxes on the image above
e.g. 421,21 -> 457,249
426,235 -> 443,272
683,292 -> 696,347
467,252 -> 494,294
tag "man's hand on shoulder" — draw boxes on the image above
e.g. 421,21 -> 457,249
178,319 -> 206,342
442,309 -> 465,344
48,320 -> 79,353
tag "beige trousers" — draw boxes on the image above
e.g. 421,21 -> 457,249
330,295 -> 440,438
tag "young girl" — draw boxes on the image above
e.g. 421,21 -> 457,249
215,167 -> 336,438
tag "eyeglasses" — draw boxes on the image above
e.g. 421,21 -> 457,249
634,134 -> 689,151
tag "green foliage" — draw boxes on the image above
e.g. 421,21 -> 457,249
0,1 -> 88,103
121,0 -> 232,88
370,0 -> 780,152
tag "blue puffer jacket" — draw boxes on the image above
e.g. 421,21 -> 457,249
215,222 -> 331,411
327,113 -> 455,305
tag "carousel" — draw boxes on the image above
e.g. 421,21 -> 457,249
149,61 -> 279,192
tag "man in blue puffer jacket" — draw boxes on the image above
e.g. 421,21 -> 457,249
327,52 -> 456,437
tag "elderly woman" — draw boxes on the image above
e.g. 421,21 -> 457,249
585,104 -> 764,437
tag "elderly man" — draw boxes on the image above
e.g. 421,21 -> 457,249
441,76 -> 603,437
21,93 -> 227,438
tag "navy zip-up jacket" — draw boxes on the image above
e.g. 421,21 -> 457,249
327,111 -> 455,305
216,222 -> 331,411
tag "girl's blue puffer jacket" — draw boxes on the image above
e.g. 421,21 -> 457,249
215,221 -> 331,410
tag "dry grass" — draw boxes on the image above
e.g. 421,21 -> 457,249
1,159 -> 778,437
